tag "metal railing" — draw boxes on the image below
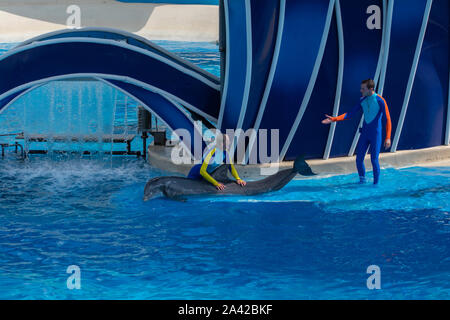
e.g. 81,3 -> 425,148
0,142 -> 25,159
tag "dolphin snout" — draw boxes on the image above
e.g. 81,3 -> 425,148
143,187 -> 162,202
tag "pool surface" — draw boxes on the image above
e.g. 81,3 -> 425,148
0,41 -> 449,300
0,158 -> 448,299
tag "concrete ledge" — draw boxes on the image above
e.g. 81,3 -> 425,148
0,0 -> 219,43
147,144 -> 450,179
305,145 -> 450,175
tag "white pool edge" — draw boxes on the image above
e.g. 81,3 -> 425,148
147,145 -> 450,178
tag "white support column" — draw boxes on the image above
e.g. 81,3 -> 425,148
348,0 -> 392,156
323,0 -> 344,160
235,0 -> 253,132
280,0 -> 336,161
377,0 -> 394,96
217,0 -> 231,130
244,0 -> 286,164
373,0 -> 388,87
445,68 -> 450,145
232,0 -> 253,163
391,0 -> 433,152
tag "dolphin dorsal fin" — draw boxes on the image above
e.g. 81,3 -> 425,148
210,164 -> 230,181
293,156 -> 316,176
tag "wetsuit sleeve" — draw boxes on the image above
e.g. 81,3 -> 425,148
227,154 -> 241,181
378,95 -> 392,141
331,102 -> 362,122
200,148 -> 220,187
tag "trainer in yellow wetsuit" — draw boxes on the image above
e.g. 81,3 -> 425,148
187,133 -> 246,190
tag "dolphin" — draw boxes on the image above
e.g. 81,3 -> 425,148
143,156 -> 316,201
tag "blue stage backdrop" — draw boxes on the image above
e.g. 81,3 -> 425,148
0,0 -> 448,163
217,0 -> 449,161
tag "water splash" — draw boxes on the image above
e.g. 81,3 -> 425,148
0,80 -> 142,159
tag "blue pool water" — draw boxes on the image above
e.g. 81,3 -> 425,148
0,41 -> 449,300
0,158 -> 448,299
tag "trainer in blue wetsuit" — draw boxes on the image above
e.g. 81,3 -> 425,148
322,79 -> 392,184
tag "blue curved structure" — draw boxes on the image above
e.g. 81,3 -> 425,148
0,75 -> 206,157
217,0 -> 251,131
287,0 -> 340,160
328,0 -> 384,158
0,39 -> 220,120
14,28 -> 219,88
381,0 -> 431,151
241,0 -> 280,132
390,0 -> 448,151
102,78 -> 207,155
405,0 -> 450,149
218,0 -> 448,161
1,1 -> 449,163
0,29 -> 219,159
252,0 -> 334,160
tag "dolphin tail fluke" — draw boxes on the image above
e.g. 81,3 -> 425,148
293,155 -> 316,176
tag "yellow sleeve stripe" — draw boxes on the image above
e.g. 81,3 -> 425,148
200,148 -> 219,186
227,153 -> 241,180
230,163 -> 241,180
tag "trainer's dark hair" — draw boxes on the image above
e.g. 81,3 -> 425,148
361,79 -> 375,90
